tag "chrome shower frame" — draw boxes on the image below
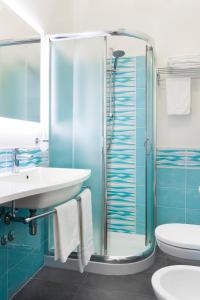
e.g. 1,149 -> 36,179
47,29 -> 156,265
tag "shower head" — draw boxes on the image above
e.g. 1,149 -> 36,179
113,49 -> 125,70
113,50 -> 125,59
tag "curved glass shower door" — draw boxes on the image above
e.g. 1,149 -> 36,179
49,36 -> 106,255
48,31 -> 155,261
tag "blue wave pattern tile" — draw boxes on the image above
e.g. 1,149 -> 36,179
157,149 -> 186,168
106,57 -> 137,234
157,148 -> 200,169
0,147 -> 48,173
186,149 -> 200,168
0,149 -> 13,173
18,148 -> 49,169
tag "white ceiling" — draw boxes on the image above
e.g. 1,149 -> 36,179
0,1 -> 37,39
1,0 -> 74,34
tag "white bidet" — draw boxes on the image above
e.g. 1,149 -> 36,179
152,265 -> 200,300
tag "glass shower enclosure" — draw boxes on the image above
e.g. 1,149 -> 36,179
48,30 -> 156,263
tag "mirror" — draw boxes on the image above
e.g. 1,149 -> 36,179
0,40 -> 40,122
0,2 -> 40,123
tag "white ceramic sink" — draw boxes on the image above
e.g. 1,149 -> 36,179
0,167 -> 91,209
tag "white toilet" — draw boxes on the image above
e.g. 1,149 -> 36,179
155,223 -> 200,261
152,265 -> 200,300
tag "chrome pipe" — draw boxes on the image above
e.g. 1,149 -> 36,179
107,47 -> 114,151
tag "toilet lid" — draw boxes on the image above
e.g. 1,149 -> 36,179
155,224 -> 200,250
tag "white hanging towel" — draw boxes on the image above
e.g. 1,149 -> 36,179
54,199 -> 79,263
78,188 -> 94,272
166,77 -> 191,115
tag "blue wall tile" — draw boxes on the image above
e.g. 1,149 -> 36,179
136,108 -> 145,128
136,205 -> 145,234
136,147 -> 145,166
186,188 -> 200,209
136,222 -> 145,235
157,187 -> 185,208
8,245 -> 45,298
136,127 -> 145,147
157,168 -> 186,188
0,274 -> 8,300
186,209 -> 200,225
136,56 -> 145,69
136,56 -> 146,88
8,258 -> 31,297
136,205 -> 145,220
136,88 -> 145,109
136,72 -> 145,89
0,246 -> 7,277
136,166 -> 145,185
157,207 -> 185,225
136,185 -> 145,206
186,169 -> 200,188
7,244 -> 32,270
156,148 -> 200,227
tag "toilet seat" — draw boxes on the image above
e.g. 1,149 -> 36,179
156,224 -> 200,250
155,224 -> 200,261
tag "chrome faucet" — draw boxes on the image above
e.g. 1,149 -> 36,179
13,148 -> 34,173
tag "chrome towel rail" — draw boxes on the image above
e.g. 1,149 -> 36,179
157,67 -> 200,82
2,186 -> 90,236
24,195 -> 82,223
24,185 -> 90,223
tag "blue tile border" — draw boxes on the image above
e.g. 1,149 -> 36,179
186,150 -> 200,168
0,147 -> 49,173
157,149 -> 186,168
157,148 -> 200,169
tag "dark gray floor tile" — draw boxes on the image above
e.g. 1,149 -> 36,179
14,249 -> 166,300
82,272 -> 155,297
82,273 -> 124,290
165,255 -> 193,266
74,287 -> 156,300
12,279 -> 75,300
35,266 -> 86,286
